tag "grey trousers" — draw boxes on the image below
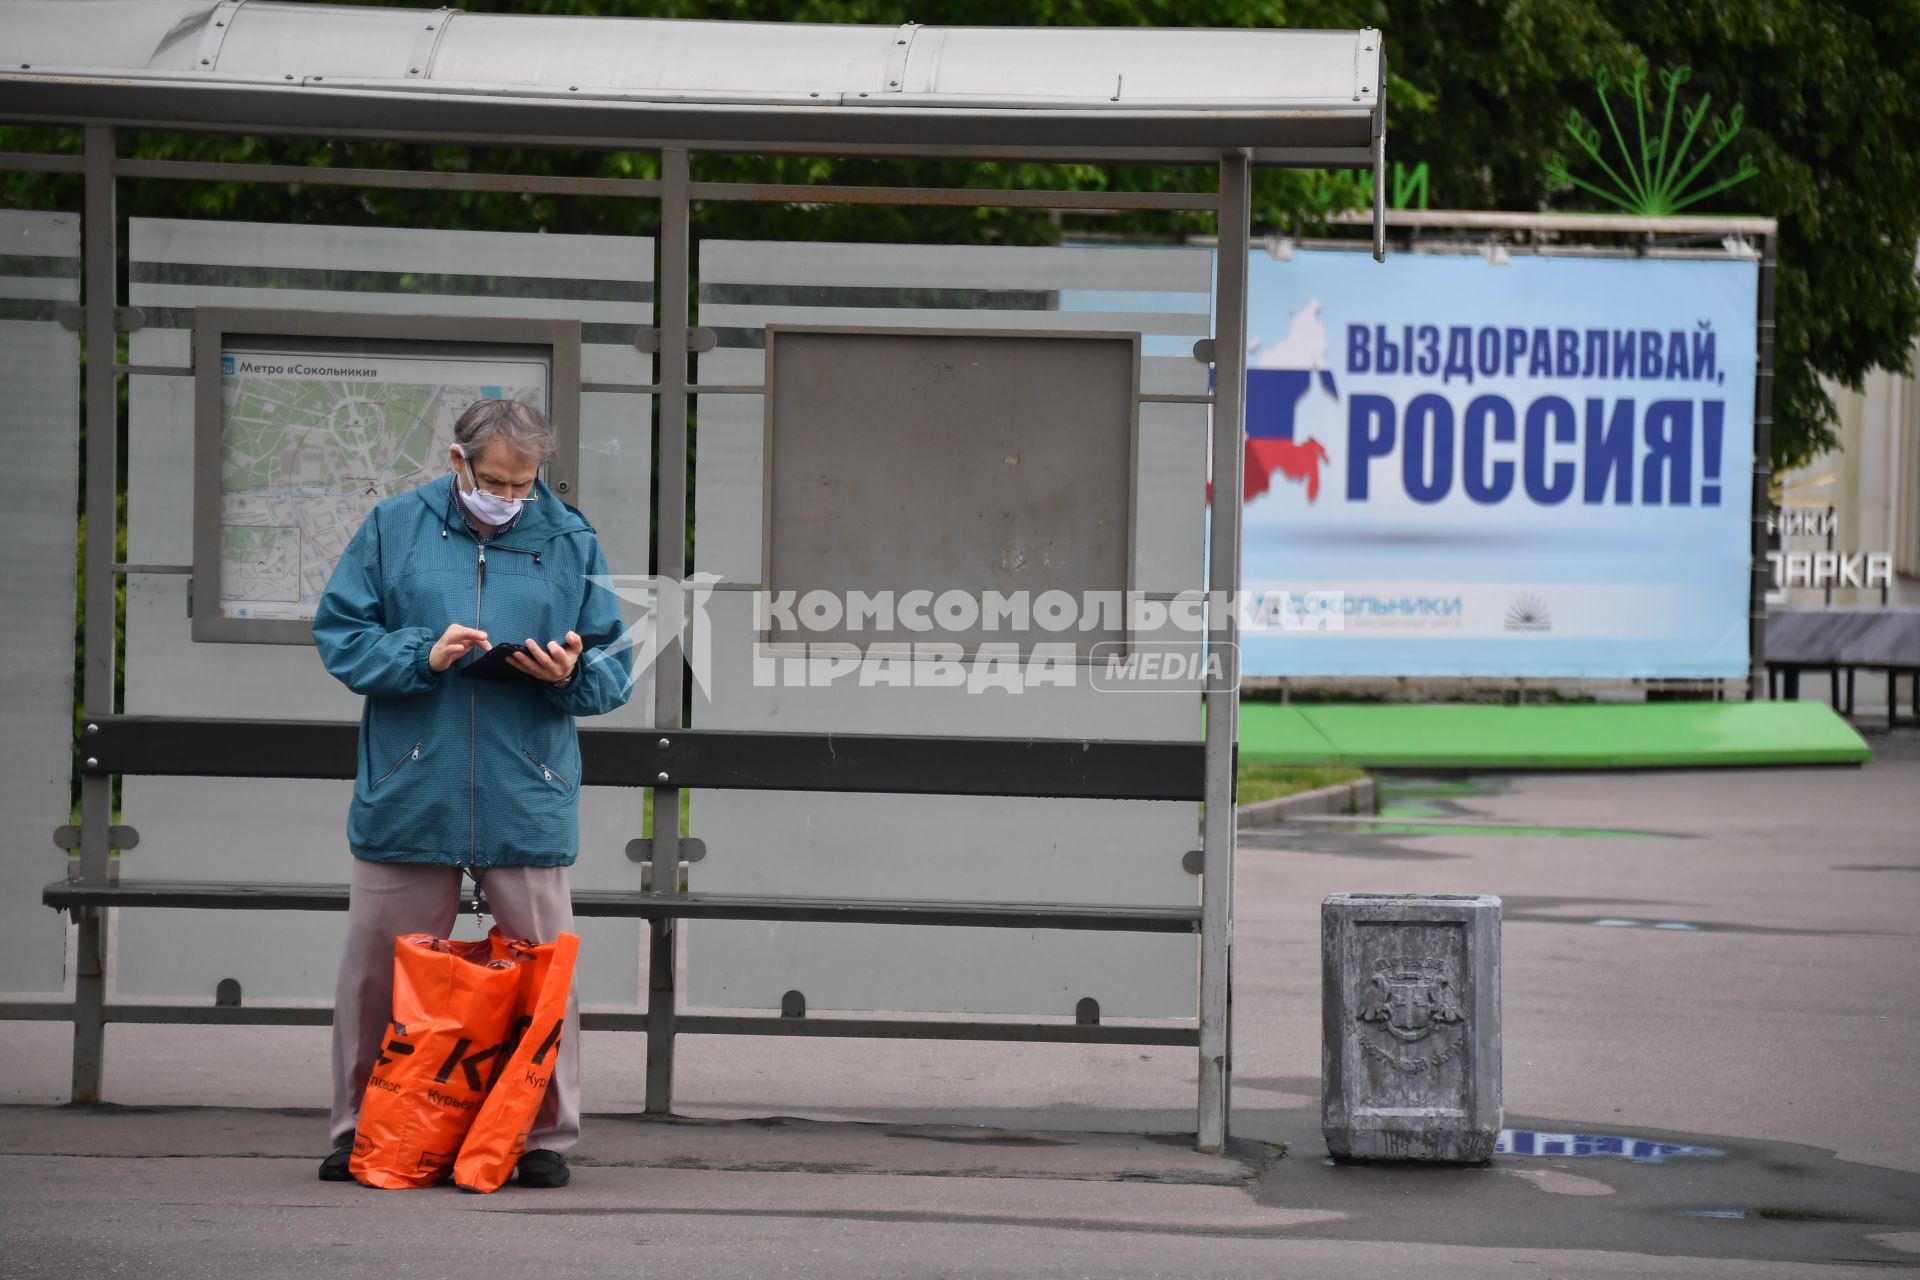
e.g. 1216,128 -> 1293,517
329,858 -> 582,1156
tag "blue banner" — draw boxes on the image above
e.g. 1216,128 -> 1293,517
1238,248 -> 1758,677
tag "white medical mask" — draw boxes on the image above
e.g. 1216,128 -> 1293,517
453,444 -> 533,525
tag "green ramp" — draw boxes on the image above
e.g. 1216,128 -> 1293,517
1237,702 -> 1871,770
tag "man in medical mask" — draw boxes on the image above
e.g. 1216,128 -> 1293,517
312,398 -> 633,1189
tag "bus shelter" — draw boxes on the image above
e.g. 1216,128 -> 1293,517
0,0 -> 1387,1152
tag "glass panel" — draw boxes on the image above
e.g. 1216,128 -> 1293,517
688,240 -> 1211,1018
117,219 -> 656,1004
0,210 -> 80,997
692,921 -> 1198,1019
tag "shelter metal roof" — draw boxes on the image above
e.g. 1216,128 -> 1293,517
0,0 -> 1384,165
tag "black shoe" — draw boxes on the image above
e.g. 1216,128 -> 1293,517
516,1149 -> 570,1188
318,1144 -> 353,1182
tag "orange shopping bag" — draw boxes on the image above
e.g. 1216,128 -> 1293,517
350,933 -> 524,1189
454,930 -> 580,1193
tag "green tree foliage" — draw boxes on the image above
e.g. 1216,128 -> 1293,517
1376,0 -> 1920,467
7,0 -> 1919,468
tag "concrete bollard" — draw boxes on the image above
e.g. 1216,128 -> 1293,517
1322,893 -> 1502,1162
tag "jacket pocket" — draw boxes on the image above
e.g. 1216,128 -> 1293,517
521,748 -> 573,794
372,740 -> 423,789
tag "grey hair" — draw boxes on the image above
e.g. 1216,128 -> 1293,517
451,399 -> 558,463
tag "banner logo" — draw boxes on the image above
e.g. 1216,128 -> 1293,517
1245,299 -> 1339,505
1504,592 -> 1553,633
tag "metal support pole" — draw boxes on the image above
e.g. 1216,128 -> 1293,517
1197,150 -> 1250,1154
645,148 -> 691,1114
1748,233 -> 1777,700
1370,32 -> 1388,264
74,125 -> 118,1101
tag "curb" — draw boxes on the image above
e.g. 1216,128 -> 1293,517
1236,777 -> 1377,827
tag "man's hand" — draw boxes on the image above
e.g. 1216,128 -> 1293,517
509,631 -> 584,686
428,624 -> 490,674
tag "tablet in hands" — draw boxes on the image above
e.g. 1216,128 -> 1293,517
457,640 -> 538,684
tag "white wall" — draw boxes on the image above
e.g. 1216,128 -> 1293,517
1776,339 -> 1920,609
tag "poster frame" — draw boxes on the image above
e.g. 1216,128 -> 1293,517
189,308 -> 582,644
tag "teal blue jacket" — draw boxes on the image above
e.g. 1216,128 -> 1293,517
312,473 -> 633,868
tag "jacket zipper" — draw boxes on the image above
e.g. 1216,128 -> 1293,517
458,522 -> 547,870
486,542 -> 543,567
373,741 -> 422,789
470,543 -> 486,870
521,748 -> 573,792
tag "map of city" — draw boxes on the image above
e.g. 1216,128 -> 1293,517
218,349 -> 545,622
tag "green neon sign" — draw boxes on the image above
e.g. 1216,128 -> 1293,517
1311,161 -> 1430,212
1546,60 -> 1757,216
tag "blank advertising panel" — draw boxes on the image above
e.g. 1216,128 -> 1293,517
763,326 -> 1138,654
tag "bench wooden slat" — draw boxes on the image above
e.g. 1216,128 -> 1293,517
78,716 -> 1207,802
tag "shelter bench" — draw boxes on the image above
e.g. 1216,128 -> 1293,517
38,715 -> 1205,1045
1764,608 -> 1920,729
